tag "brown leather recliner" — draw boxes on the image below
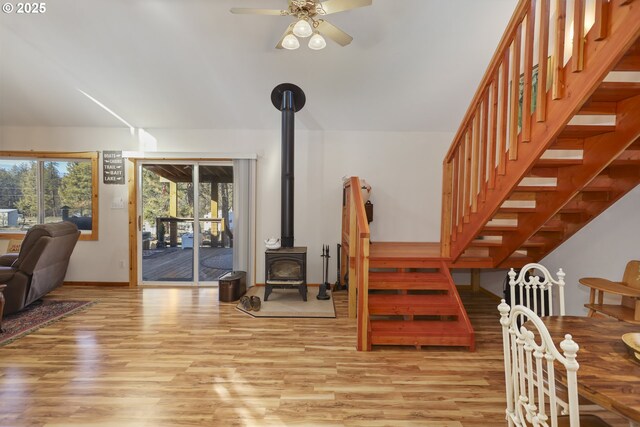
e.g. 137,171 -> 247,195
0,222 -> 80,315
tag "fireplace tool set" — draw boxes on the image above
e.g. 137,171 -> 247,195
317,245 -> 331,300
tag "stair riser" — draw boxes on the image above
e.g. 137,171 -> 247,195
369,306 -> 460,316
369,260 -> 444,269
368,283 -> 451,291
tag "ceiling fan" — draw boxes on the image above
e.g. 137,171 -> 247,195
230,0 -> 372,50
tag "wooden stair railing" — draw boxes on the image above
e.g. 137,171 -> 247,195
342,177 -> 371,351
441,0 -> 640,264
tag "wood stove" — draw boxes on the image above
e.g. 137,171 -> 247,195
264,83 -> 309,301
264,247 -> 307,301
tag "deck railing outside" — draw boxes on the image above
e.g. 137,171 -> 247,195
343,177 -> 371,351
441,0 -> 640,263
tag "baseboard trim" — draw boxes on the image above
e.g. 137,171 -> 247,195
63,281 -> 129,287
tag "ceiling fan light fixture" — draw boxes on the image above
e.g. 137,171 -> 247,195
292,19 -> 313,38
282,33 -> 300,50
308,32 -> 327,50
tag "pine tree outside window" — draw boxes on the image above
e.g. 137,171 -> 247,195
0,152 -> 99,241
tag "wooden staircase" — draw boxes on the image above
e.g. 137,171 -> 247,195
367,260 -> 475,350
343,0 -> 640,352
443,0 -> 640,267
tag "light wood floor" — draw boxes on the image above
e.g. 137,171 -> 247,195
0,286 -> 629,427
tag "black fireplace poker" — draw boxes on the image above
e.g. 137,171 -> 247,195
271,83 -> 306,248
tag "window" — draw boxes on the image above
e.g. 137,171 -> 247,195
0,152 -> 99,240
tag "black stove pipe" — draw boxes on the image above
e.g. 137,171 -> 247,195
280,91 -> 295,248
271,83 -> 306,248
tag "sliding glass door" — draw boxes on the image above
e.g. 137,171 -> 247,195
138,161 -> 233,286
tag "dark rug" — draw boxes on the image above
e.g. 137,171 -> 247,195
0,300 -> 95,347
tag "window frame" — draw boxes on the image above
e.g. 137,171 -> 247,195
0,151 -> 99,241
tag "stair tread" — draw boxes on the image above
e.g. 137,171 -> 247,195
590,82 -> 640,103
558,124 -> 616,139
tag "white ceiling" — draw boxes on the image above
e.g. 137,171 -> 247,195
0,0 -> 518,132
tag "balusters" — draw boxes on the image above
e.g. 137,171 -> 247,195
594,0 -> 609,40
471,107 -> 481,213
480,95 -> 489,202
553,0 -> 567,99
464,130 -> 472,223
537,0 -> 550,121
521,0 -> 536,142
489,78 -> 499,189
457,147 -> 465,234
499,54 -> 510,175
451,153 -> 459,241
509,24 -> 522,160
572,0 -> 585,72
442,0 -> 615,249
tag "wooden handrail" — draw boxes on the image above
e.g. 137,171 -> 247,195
441,0 -> 640,263
342,177 -> 371,351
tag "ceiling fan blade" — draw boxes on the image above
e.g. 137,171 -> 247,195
316,20 -> 353,46
230,8 -> 288,15
317,0 -> 372,15
276,23 -> 295,49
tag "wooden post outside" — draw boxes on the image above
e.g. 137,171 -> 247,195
210,179 -> 220,243
169,181 -> 178,217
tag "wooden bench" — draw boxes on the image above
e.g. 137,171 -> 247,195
580,260 -> 640,324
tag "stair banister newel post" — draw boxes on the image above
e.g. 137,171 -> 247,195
344,177 -> 371,351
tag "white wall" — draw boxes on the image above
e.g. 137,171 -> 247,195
481,185 -> 640,315
0,126 -> 453,284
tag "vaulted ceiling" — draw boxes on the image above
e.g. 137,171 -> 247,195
0,0 -> 517,132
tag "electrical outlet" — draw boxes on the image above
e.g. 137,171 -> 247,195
119,260 -> 125,269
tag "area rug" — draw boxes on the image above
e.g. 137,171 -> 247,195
0,300 -> 95,346
236,286 -> 335,318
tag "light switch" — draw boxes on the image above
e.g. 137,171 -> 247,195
111,197 -> 125,209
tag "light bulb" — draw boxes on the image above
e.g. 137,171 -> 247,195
282,33 -> 300,50
292,19 -> 313,38
308,32 -> 326,50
